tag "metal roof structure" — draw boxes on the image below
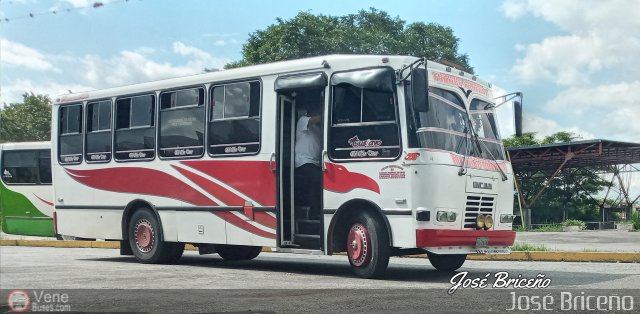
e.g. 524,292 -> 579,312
507,139 -> 640,172
506,139 -> 640,229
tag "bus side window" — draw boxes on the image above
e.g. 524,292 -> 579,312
114,94 -> 156,161
58,104 -> 83,165
38,150 -> 52,184
208,81 -> 261,156
329,83 -> 400,161
1,151 -> 39,184
85,100 -> 112,163
158,87 -> 205,159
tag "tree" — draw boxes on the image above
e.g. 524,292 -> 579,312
0,93 -> 52,142
225,8 -> 473,73
504,132 -> 608,225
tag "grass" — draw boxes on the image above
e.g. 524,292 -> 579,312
532,224 -> 563,232
511,242 -> 548,251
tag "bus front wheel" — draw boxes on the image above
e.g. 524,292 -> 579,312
128,207 -> 182,264
427,252 -> 467,271
346,212 -> 390,279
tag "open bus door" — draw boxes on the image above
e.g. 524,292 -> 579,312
275,73 -> 328,250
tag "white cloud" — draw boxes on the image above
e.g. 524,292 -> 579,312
0,38 -> 53,71
63,0 -> 115,8
1,79 -> 93,105
64,0 -> 91,7
523,114 -> 595,140
512,34 -> 622,86
1,41 -> 230,104
502,0 -> 640,142
500,0 -> 528,20
543,82 -> 640,142
83,42 -> 229,88
502,0 -> 640,34
504,0 -> 640,85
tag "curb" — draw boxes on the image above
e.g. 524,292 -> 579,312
1,240 -> 637,263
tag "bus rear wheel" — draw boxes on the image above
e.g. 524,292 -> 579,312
427,252 -> 467,271
215,245 -> 262,261
346,212 -> 390,279
128,207 -> 182,264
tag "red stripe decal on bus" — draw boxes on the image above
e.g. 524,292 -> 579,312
64,167 -> 216,206
213,212 -> 276,239
33,193 -> 54,206
253,212 -> 277,230
173,165 -> 245,205
181,160 -> 276,206
173,165 -> 277,230
323,163 -> 380,194
65,167 -> 276,237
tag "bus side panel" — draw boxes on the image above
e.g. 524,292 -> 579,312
56,208 -> 123,239
224,211 -> 277,247
323,161 -> 416,249
0,179 -> 54,237
176,211 -> 227,244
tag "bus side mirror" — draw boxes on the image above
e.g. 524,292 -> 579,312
514,100 -> 522,137
411,68 -> 428,112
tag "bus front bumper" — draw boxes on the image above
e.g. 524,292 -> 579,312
416,229 -> 516,255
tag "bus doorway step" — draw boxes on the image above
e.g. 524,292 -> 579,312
294,233 -> 320,249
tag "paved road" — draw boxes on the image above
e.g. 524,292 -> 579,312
516,231 -> 640,252
1,246 -> 639,313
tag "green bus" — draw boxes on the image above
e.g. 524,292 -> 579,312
0,142 -> 55,237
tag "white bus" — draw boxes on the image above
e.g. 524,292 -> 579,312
1,142 -> 55,237
52,55 -> 518,278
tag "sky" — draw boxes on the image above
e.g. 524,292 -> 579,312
1,0 -> 638,198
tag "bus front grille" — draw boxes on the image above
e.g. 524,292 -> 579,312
464,195 -> 495,228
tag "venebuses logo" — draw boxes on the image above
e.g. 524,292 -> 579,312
7,290 -> 30,312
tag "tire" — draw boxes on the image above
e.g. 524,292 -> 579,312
215,245 -> 262,261
346,211 -> 390,279
128,207 -> 180,264
427,252 -> 467,271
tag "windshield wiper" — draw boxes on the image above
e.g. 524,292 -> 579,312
456,125 -> 471,176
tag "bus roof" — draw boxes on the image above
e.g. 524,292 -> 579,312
0,141 -> 51,151
53,54 -> 489,105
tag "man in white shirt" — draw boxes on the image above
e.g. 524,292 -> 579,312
294,103 -> 323,219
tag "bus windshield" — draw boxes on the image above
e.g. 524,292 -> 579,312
409,69 -> 505,160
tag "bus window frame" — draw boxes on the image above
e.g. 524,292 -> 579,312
58,103 -> 84,165
1,149 -> 52,186
207,78 -> 263,158
113,92 -> 157,163
157,85 -> 207,160
84,98 -> 113,164
327,67 -> 402,163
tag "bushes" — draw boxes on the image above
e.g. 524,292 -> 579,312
562,219 -> 586,229
632,211 -> 640,231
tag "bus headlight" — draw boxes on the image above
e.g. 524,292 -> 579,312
436,210 -> 457,222
476,214 -> 485,229
484,215 -> 494,229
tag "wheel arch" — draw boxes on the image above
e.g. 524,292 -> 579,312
121,199 -> 161,240
326,198 -> 393,255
